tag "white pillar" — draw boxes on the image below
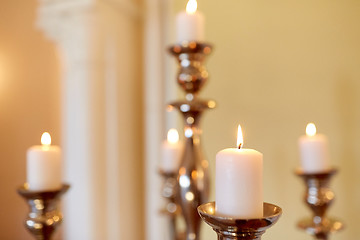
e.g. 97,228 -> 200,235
143,0 -> 177,239
37,1 -> 143,239
143,0 -> 165,239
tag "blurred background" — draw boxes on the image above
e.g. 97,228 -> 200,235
0,0 -> 359,239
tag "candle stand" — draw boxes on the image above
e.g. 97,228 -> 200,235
198,202 -> 282,240
17,184 -> 70,240
166,41 -> 215,240
296,168 -> 344,240
159,170 -> 183,240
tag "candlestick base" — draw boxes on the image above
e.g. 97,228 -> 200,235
198,202 -> 282,240
296,168 -> 344,240
298,217 -> 343,240
17,184 -> 70,240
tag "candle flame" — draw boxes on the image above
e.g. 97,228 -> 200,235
41,132 -> 52,146
237,124 -> 243,149
167,129 -> 179,144
306,123 -> 317,137
186,0 -> 198,14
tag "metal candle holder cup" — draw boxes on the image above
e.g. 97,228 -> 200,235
296,168 -> 344,240
167,41 -> 215,240
17,184 -> 70,240
198,202 -> 282,240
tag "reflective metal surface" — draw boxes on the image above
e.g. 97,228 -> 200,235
168,41 -> 215,240
159,170 -> 182,240
198,202 -> 282,240
17,184 -> 70,240
169,41 -> 212,97
296,168 -> 344,240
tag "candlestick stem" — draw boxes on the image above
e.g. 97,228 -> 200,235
296,168 -> 344,240
315,234 -> 328,240
159,170 -> 181,240
198,202 -> 282,240
17,184 -> 70,240
168,41 -> 215,240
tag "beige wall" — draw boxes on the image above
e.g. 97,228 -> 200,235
173,0 -> 360,239
0,0 -> 61,239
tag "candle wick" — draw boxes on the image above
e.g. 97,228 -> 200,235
238,143 -> 242,149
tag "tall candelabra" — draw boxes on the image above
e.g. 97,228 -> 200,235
296,168 -> 344,240
17,184 -> 70,240
163,41 -> 215,240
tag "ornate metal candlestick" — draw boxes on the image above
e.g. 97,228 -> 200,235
198,202 -> 282,240
168,41 -> 215,240
159,170 -> 182,240
17,184 -> 70,240
296,168 -> 344,240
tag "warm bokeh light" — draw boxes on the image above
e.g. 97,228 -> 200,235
186,0 -> 198,14
306,123 -> 317,137
41,132 -> 51,146
185,191 -> 195,201
237,124 -> 243,149
167,129 -> 179,143
208,100 -> 216,109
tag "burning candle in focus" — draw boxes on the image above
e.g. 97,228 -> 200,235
215,125 -> 263,218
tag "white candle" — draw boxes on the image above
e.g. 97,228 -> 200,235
27,132 -> 62,191
215,125 -> 263,218
298,123 -> 330,173
176,0 -> 205,43
161,129 -> 182,173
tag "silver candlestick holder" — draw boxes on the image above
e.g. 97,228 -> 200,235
17,184 -> 70,240
159,170 -> 183,240
296,168 -> 344,240
198,202 -> 282,240
167,41 -> 215,240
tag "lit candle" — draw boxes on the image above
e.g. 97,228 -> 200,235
298,123 -> 330,173
161,129 -> 182,173
215,125 -> 263,218
27,132 -> 62,191
176,0 -> 205,43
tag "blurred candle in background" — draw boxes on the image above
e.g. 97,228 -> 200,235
161,129 -> 182,173
27,132 -> 62,191
298,123 -> 330,173
176,0 -> 205,43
